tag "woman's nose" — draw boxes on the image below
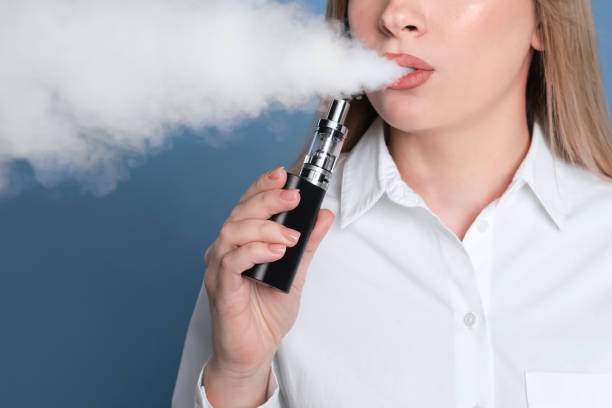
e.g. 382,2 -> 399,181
378,0 -> 425,38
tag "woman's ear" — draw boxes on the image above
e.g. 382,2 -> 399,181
531,22 -> 544,51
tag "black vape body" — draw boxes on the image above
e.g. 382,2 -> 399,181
242,172 -> 325,293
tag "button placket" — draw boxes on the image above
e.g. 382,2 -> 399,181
463,212 -> 494,272
454,307 -> 490,408
439,228 -> 492,408
447,215 -> 494,408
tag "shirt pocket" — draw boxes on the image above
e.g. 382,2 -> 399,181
525,371 -> 612,408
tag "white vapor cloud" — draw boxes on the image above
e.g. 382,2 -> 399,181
0,0 -> 406,196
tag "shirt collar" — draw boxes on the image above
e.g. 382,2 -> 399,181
339,116 -> 566,230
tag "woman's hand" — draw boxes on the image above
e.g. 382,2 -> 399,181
203,166 -> 335,381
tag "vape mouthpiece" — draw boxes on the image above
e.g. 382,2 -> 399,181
325,99 -> 350,125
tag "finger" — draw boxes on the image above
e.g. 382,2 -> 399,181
217,219 -> 301,256
218,241 -> 288,294
239,167 -> 287,204
204,240 -> 221,274
290,209 -> 335,294
227,188 -> 300,223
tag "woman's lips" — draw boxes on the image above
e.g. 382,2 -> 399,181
388,69 -> 434,90
384,52 -> 434,90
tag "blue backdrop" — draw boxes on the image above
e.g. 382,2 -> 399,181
0,1 -> 610,406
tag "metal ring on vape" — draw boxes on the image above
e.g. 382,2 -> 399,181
317,119 -> 347,135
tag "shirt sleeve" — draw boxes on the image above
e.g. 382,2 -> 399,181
195,355 -> 281,408
170,275 -> 283,408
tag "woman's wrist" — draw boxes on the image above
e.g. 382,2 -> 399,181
202,356 -> 273,408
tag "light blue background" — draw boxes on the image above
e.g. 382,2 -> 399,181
0,1 -> 610,406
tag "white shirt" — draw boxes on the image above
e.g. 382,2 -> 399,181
172,116 -> 612,408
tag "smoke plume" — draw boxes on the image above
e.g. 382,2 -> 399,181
0,0 -> 406,195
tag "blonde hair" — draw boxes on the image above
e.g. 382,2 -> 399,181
290,0 -> 612,182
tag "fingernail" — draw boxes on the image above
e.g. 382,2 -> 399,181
269,243 -> 286,253
268,166 -> 284,180
280,189 -> 300,201
282,228 -> 301,244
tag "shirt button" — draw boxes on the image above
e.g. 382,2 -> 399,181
463,312 -> 477,327
477,219 -> 489,233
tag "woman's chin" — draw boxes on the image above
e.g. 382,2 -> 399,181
367,91 -> 431,119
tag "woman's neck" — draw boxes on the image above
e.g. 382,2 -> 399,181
386,105 -> 531,242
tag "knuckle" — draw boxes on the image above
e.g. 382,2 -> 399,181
263,189 -> 285,214
257,173 -> 267,189
272,190 -> 287,208
259,220 -> 273,236
204,245 -> 211,266
228,207 -> 237,220
270,220 -> 286,238
203,272 -> 213,294
219,252 -> 233,271
248,241 -> 265,259
278,190 -> 299,208
218,222 -> 232,243
229,201 -> 244,219
205,241 -> 220,266
237,192 -> 248,204
256,169 -> 278,193
242,178 -> 264,203
261,190 -> 276,210
267,190 -> 286,212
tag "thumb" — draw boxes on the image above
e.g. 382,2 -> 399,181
290,209 -> 335,293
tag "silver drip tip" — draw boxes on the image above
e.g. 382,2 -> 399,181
299,98 -> 351,191
325,99 -> 350,124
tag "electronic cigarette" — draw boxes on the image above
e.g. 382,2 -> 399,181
242,98 -> 350,293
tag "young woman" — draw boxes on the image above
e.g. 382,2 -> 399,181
173,0 -> 612,407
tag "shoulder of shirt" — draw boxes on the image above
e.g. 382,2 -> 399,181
556,157 -> 612,224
